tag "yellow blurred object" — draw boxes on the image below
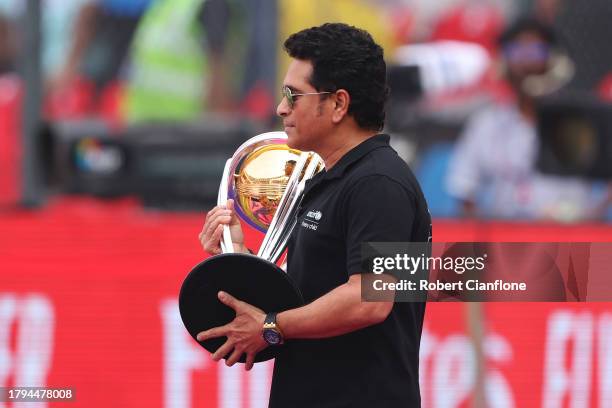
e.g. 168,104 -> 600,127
278,0 -> 395,87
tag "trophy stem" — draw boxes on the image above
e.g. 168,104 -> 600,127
218,159 -> 234,254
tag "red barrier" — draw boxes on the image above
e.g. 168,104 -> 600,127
1,199 -> 611,407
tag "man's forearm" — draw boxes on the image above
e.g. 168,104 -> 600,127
276,275 -> 393,339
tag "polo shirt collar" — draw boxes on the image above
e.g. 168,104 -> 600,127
319,133 -> 390,181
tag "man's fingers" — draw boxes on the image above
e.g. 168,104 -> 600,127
206,244 -> 221,255
201,207 -> 219,241
203,206 -> 223,231
204,206 -> 229,228
211,224 -> 224,241
201,233 -> 221,255
218,291 -> 239,310
205,206 -> 222,221
197,324 -> 228,342
204,210 -> 222,236
245,353 -> 256,371
204,225 -> 224,253
201,212 -> 231,253
225,347 -> 244,367
211,340 -> 234,362
204,213 -> 232,238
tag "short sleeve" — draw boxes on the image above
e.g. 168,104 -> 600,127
344,175 -> 416,276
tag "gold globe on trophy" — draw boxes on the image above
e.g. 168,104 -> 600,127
233,143 -> 302,232
179,132 -> 322,363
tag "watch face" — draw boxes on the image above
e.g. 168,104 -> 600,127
263,329 -> 281,345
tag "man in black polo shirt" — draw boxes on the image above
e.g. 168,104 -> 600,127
198,23 -> 430,407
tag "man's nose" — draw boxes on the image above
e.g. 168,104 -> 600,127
277,97 -> 290,117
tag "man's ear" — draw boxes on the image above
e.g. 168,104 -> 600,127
331,89 -> 350,124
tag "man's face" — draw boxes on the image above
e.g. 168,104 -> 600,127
503,31 -> 552,91
277,59 -> 332,151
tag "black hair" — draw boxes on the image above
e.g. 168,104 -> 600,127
283,23 -> 389,131
498,16 -> 558,48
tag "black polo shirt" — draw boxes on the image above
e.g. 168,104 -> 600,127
269,134 -> 431,408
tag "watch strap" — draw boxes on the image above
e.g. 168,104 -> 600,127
264,312 -> 278,326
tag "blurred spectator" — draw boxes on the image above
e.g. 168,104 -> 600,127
446,17 -> 607,221
0,0 -> 90,78
0,12 -> 14,74
0,0 -> 127,123
41,0 -> 153,122
239,0 -> 277,122
122,0 -> 232,123
50,0 -> 152,96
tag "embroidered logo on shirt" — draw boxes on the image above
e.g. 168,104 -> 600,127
306,210 -> 322,221
301,209 -> 322,231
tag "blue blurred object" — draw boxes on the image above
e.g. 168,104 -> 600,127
415,142 -> 459,218
99,0 -> 153,17
591,181 -> 612,222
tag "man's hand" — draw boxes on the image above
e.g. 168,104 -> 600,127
199,199 -> 247,255
196,291 -> 268,370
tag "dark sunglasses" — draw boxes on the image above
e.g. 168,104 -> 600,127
282,85 -> 331,109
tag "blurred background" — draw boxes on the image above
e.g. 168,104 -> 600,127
1,0 -> 611,407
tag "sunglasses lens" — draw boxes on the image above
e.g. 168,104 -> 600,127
283,87 -> 294,108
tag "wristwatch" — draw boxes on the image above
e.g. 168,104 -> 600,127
262,312 -> 284,345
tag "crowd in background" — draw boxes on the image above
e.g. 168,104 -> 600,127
1,0 -> 611,221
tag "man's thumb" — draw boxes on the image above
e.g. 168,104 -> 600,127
218,291 -> 238,309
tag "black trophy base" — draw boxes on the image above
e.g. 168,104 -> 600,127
179,253 -> 303,363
